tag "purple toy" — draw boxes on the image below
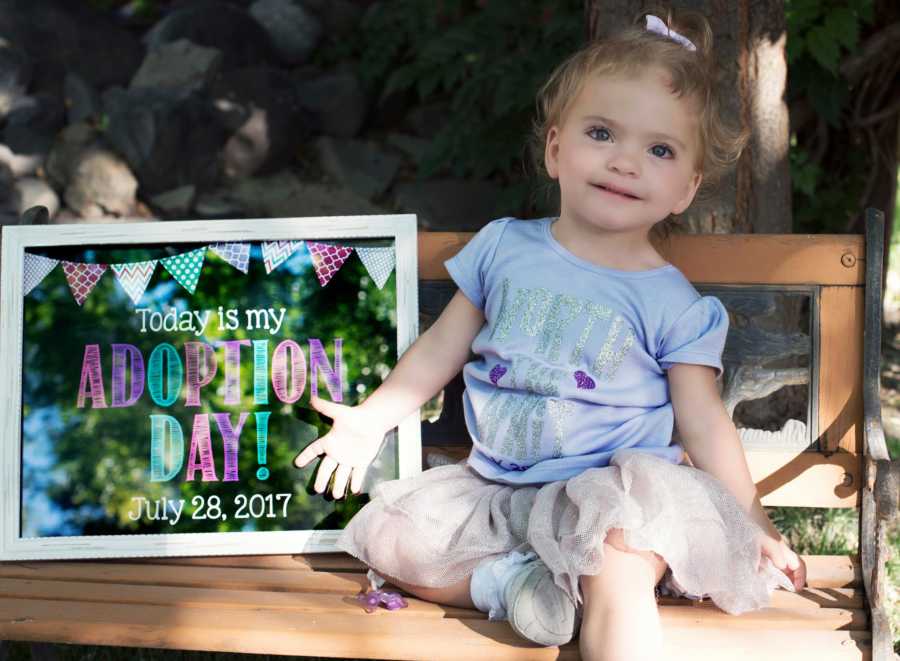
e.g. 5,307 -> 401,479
355,589 -> 409,613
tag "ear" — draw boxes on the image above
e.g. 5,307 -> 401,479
672,171 -> 702,215
544,126 -> 561,179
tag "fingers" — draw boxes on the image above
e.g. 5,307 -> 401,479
294,439 -> 324,468
332,463 -> 352,499
310,396 -> 348,421
314,455 -> 339,494
350,466 -> 366,495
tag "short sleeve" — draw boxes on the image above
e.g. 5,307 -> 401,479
657,296 -> 729,377
443,218 -> 510,310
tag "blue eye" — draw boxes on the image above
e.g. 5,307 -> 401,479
650,144 -> 674,159
587,126 -> 611,141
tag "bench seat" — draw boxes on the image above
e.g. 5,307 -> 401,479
0,552 -> 872,660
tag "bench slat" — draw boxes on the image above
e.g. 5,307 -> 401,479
0,563 -> 366,594
121,553 -> 367,572
418,233 -> 867,286
111,553 -> 863,589
0,578 -> 869,630
0,597 -> 871,660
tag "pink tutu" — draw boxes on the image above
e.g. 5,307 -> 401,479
337,449 -> 794,614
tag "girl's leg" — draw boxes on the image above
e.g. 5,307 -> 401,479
378,572 -> 475,609
579,528 -> 668,661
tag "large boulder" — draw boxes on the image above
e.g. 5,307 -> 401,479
295,72 -> 368,138
0,43 -> 31,121
211,67 -> 311,179
101,86 -> 231,195
0,0 -> 143,94
144,1 -> 276,70
249,0 -> 322,64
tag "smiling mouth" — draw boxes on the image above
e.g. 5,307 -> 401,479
592,184 -> 641,200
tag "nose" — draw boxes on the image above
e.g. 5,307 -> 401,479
606,146 -> 640,177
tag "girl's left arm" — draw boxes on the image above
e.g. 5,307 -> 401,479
667,363 -> 807,590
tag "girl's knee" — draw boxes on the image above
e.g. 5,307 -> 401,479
601,528 -> 668,584
580,539 -> 667,602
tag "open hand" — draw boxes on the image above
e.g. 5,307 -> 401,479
759,534 -> 807,591
293,397 -> 389,499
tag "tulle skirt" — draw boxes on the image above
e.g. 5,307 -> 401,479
337,449 -> 795,615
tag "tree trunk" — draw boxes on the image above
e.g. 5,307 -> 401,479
585,0 -> 793,234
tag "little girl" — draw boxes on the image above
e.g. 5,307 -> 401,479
295,9 -> 807,660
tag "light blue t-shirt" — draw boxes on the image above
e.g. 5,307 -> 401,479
444,217 -> 729,485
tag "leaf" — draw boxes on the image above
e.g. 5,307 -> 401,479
806,25 -> 841,73
825,7 -> 859,51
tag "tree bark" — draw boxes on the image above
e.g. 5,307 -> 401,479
585,0 -> 793,234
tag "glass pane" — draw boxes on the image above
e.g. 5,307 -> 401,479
697,286 -> 815,451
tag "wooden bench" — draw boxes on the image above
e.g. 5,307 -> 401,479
1,210 -> 897,660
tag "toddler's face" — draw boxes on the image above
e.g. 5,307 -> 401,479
545,67 -> 703,238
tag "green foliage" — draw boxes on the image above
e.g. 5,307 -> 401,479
786,0 -> 875,232
335,0 -> 583,186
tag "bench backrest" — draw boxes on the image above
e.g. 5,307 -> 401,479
416,225 -> 879,509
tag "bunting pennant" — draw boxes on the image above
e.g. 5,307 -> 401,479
210,242 -> 251,273
161,247 -> 205,294
307,241 -> 353,287
23,253 -> 60,296
62,262 -> 108,306
261,241 -> 303,274
356,246 -> 395,289
111,260 -> 157,305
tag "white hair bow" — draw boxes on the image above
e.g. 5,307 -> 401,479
645,14 -> 697,51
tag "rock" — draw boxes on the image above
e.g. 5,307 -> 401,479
315,136 -> 400,199
295,72 -> 367,138
102,86 -> 230,195
63,74 -> 101,125
404,103 -> 451,138
0,161 -> 15,212
13,177 -> 60,219
386,132 -> 429,164
198,170 -> 382,218
150,185 -> 196,218
64,147 -> 138,218
45,122 -> 98,190
212,67 -> 310,178
144,1 -> 276,70
0,143 -> 44,178
130,39 -> 223,92
249,0 -> 322,64
393,179 -> 504,231
304,0 -> 362,35
2,93 -> 66,156
194,191 -> 248,218
0,0 -> 143,94
0,43 -> 31,120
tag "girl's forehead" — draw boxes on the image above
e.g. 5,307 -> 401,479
564,69 -> 699,138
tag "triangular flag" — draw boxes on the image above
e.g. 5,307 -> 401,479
209,242 -> 250,273
23,253 -> 59,296
111,260 -> 157,305
307,241 -> 353,287
261,241 -> 303,274
161,247 -> 205,294
356,246 -> 395,289
62,262 -> 108,306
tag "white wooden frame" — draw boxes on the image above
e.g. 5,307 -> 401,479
0,215 -> 420,560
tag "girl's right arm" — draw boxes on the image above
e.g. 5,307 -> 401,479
293,290 -> 485,498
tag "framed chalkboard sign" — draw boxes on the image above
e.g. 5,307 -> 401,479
0,215 -> 420,560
